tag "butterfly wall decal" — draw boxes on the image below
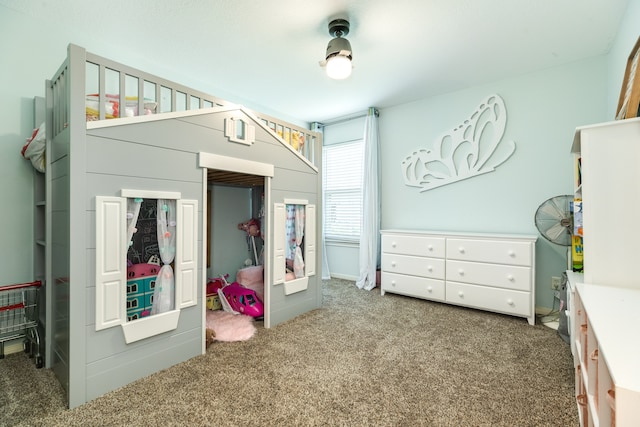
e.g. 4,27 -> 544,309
401,94 -> 515,192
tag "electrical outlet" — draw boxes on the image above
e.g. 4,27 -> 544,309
551,276 -> 562,290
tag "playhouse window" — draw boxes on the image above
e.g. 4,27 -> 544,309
125,197 -> 176,322
95,191 -> 198,343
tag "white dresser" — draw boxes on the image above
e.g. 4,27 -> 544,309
380,230 -> 537,325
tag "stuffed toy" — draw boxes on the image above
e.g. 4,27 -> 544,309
237,218 -> 261,237
205,328 -> 216,348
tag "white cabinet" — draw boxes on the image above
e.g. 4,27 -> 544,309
380,233 -> 445,301
568,118 -> 640,426
571,282 -> 640,427
572,117 -> 640,286
381,230 -> 536,325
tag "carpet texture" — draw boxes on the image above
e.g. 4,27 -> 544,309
1,279 -> 578,426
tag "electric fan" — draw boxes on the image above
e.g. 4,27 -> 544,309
534,195 -> 574,246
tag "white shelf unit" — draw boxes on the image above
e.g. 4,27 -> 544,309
380,230 -> 537,325
571,117 -> 640,286
568,117 -> 640,426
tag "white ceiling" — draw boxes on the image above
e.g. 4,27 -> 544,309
3,0 -> 630,123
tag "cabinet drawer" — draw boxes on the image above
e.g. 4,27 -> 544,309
381,254 -> 445,279
446,238 -> 532,266
446,260 -> 531,291
381,272 -> 445,301
446,281 -> 531,317
382,234 -> 445,258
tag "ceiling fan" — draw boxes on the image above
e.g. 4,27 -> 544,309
319,18 -> 353,79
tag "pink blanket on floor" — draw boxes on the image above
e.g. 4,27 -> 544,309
206,310 -> 256,342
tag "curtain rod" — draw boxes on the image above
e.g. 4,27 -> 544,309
315,108 -> 378,127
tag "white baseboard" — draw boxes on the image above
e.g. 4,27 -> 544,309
327,273 -> 357,281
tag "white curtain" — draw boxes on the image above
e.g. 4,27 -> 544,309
312,122 -> 332,280
152,199 -> 176,314
355,108 -> 380,291
293,205 -> 305,278
126,198 -> 142,252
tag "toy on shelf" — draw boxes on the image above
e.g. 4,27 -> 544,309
206,275 -> 228,310
126,257 -> 161,321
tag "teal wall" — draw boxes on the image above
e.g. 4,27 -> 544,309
379,57 -> 606,310
322,2 -> 640,310
208,185 -> 253,280
606,0 -> 640,119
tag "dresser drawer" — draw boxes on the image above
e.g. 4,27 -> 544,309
445,281 -> 531,317
446,260 -> 532,291
381,272 -> 445,301
381,254 -> 445,279
446,238 -> 532,266
382,234 -> 445,258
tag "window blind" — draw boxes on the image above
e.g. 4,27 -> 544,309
322,140 -> 364,240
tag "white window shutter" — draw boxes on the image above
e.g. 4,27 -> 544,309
273,203 -> 286,285
95,196 -> 126,330
305,204 -> 316,277
176,199 -> 198,309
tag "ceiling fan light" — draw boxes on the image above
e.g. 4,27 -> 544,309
326,54 -> 352,79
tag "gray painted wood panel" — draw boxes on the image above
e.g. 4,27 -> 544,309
84,302 -> 201,362
88,110 -> 316,176
83,175 -> 203,210
85,329 -> 200,402
85,136 -> 202,183
50,128 -> 70,163
57,104 -> 320,407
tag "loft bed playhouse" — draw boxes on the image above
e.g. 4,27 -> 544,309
36,44 -> 322,408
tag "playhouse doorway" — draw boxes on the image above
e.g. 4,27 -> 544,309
205,167 -> 271,332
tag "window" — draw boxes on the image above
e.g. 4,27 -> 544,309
322,140 -> 364,241
273,200 -> 316,295
95,191 -> 198,343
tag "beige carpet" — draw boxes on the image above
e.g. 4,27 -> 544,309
1,279 -> 578,426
